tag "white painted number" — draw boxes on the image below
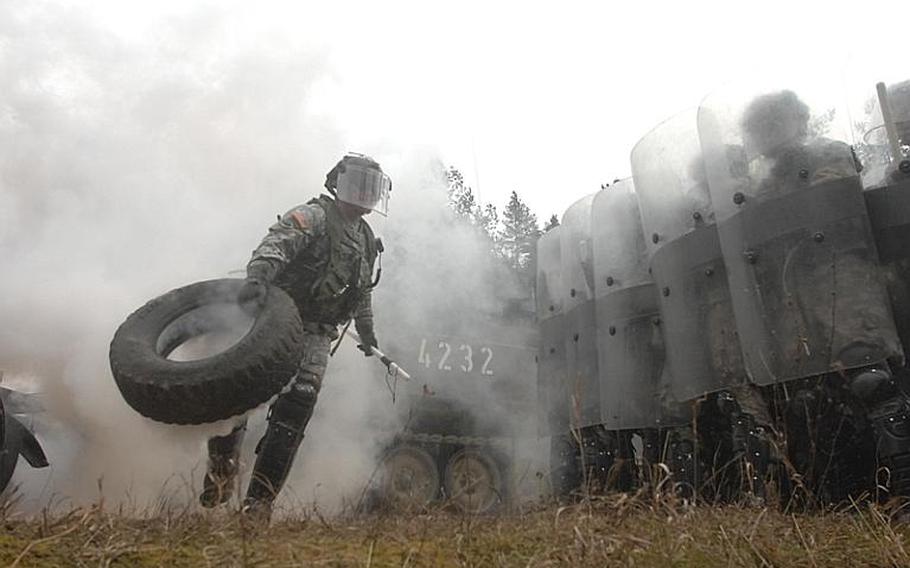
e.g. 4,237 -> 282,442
416,338 -> 494,376
418,338 -> 431,368
459,344 -> 473,372
437,341 -> 452,370
481,347 -> 494,376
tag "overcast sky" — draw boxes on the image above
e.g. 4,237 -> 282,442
8,0 -> 910,219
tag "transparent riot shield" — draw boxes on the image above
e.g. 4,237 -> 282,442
698,82 -> 902,386
853,75 -> 910,356
560,195 -> 601,428
844,59 -> 910,189
632,109 -> 746,403
537,227 -> 569,437
592,179 -> 666,430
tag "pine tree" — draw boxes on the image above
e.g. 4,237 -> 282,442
446,166 -> 499,245
544,214 -> 560,232
446,167 -> 477,219
477,203 -> 500,243
501,190 -> 541,291
445,167 -> 545,300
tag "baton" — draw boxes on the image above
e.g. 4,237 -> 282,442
344,328 -> 412,381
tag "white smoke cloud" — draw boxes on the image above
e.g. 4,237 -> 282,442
1,1 -> 544,515
0,0 -> 346,511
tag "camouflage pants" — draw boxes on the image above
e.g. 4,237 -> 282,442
206,327 -> 332,463
282,326 -> 333,400
239,326 -> 337,506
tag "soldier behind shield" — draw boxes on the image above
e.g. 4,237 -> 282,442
199,153 -> 390,519
729,87 -> 905,501
741,90 -> 859,197
858,78 -> 910,500
740,90 -> 895,369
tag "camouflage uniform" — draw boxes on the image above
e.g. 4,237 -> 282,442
201,194 -> 378,511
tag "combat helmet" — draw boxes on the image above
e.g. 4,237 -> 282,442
325,153 -> 392,215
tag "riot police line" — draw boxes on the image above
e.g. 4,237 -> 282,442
537,75 -> 910,505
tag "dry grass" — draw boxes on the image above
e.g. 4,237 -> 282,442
1,495 -> 910,567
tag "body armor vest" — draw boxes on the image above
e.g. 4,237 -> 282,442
274,196 -> 377,324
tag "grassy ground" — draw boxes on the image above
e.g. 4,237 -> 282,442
1,496 -> 909,567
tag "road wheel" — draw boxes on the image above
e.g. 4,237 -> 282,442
443,447 -> 504,514
377,444 -> 440,510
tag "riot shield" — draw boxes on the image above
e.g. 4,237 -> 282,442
631,108 -> 746,403
560,195 -> 601,428
846,65 -> 910,189
855,77 -> 910,356
536,227 -> 569,437
698,82 -> 902,386
592,179 -> 667,430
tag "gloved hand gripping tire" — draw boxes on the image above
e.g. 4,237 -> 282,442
237,277 -> 268,307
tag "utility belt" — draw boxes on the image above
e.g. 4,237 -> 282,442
285,285 -> 364,327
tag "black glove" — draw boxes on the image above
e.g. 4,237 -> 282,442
357,333 -> 378,357
237,277 -> 267,307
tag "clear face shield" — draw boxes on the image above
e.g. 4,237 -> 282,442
335,163 -> 391,216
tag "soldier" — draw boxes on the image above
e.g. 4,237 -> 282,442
199,153 -> 390,517
739,90 -> 895,368
701,83 -> 904,502
740,90 -> 859,196
633,108 -> 785,501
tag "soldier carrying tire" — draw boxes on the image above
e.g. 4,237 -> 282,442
201,153 -> 390,517
109,153 -> 392,520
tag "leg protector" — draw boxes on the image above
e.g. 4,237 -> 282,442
639,429 -> 663,488
613,431 -> 637,491
718,390 -> 774,501
550,432 -> 582,499
851,367 -> 910,497
667,426 -> 698,499
580,426 -> 615,492
784,387 -> 820,482
243,382 -> 318,509
874,406 -> 910,497
200,422 -> 246,508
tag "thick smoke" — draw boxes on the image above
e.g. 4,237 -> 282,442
1,2 -> 544,514
1,0 -> 347,511
371,158 -> 545,501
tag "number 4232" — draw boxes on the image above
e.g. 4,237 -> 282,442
417,339 -> 494,376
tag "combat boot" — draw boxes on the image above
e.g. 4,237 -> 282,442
200,424 -> 246,508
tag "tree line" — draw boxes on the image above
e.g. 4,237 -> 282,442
445,166 -> 558,296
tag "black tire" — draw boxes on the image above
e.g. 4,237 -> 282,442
109,278 -> 305,425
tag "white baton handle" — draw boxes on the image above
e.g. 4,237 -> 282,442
345,328 -> 412,381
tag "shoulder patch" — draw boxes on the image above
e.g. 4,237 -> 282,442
283,204 -> 325,234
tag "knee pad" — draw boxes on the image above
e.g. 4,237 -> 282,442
269,381 -> 319,433
849,367 -> 894,404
